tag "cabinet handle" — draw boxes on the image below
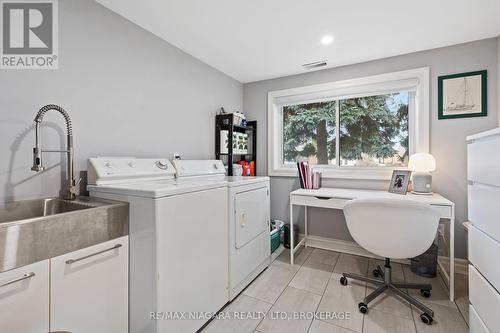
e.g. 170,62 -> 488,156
315,196 -> 331,200
0,272 -> 35,288
66,244 -> 122,264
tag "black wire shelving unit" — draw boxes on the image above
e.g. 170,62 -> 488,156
215,114 -> 257,176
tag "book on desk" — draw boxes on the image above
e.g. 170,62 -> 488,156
297,161 -> 321,189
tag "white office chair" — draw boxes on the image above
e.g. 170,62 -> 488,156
340,198 -> 440,325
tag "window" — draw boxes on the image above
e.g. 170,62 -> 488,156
268,68 -> 429,179
283,101 -> 337,166
339,92 -> 409,167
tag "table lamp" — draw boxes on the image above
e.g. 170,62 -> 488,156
408,153 -> 436,194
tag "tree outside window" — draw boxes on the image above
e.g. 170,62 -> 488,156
282,92 -> 409,167
283,101 -> 336,165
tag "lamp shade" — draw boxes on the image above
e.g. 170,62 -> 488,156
408,153 -> 436,172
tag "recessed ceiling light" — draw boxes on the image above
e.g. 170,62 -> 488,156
321,35 -> 334,45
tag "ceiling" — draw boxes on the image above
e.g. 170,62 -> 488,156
96,0 -> 500,83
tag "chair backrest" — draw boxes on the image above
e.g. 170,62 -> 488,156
343,198 -> 440,259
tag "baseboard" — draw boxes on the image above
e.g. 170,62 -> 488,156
438,255 -> 468,275
301,234 -> 469,275
301,234 -> 410,265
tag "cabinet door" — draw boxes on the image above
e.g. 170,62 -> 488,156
470,304 -> 491,333
50,236 -> 128,333
468,134 -> 500,187
0,260 -> 49,333
468,183 -> 500,242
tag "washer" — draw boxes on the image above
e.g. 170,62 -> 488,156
173,160 -> 271,300
87,157 -> 229,333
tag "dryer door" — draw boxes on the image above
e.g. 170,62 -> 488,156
234,187 -> 269,249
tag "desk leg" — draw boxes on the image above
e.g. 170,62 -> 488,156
449,206 -> 455,302
290,198 -> 294,266
304,206 -> 308,248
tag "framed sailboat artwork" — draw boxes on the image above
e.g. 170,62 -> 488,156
438,70 -> 487,119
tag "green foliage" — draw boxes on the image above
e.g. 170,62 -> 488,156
340,95 -> 400,160
283,101 -> 336,164
283,95 -> 408,164
396,103 -> 409,162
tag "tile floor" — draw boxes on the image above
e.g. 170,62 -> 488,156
202,247 -> 469,333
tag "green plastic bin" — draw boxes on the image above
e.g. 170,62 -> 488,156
270,220 -> 284,253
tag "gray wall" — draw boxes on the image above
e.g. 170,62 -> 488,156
498,35 -> 500,126
0,0 -> 242,202
244,38 -> 499,259
0,0 -> 496,260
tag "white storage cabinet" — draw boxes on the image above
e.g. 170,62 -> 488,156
0,260 -> 50,333
50,236 -> 129,332
0,236 -> 128,333
467,128 -> 500,333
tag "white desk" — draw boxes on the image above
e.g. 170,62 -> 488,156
289,187 -> 455,301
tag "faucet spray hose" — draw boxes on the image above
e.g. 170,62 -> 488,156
34,104 -> 73,136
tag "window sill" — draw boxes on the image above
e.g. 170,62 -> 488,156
269,166 -> 408,181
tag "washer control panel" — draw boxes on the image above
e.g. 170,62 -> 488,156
172,159 -> 226,178
87,157 -> 175,185
155,160 -> 170,170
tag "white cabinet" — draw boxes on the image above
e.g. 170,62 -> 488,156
470,304 -> 491,333
469,265 -> 500,333
0,237 -> 128,333
50,236 -> 129,333
469,225 -> 500,290
467,130 -> 500,187
0,260 -> 49,333
468,183 -> 500,241
467,128 -> 500,333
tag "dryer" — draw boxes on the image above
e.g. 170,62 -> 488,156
226,176 -> 271,300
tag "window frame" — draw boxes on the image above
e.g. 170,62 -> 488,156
268,67 -> 430,179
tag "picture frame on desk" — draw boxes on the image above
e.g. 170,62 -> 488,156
388,170 -> 411,195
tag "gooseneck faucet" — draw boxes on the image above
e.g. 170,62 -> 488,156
31,104 -> 78,200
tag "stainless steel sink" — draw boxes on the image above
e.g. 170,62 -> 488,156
0,198 -> 94,224
0,197 -> 129,272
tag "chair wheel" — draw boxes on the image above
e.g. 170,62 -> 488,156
358,302 -> 368,314
420,313 -> 433,325
373,268 -> 381,277
420,289 -> 431,298
340,276 -> 348,286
